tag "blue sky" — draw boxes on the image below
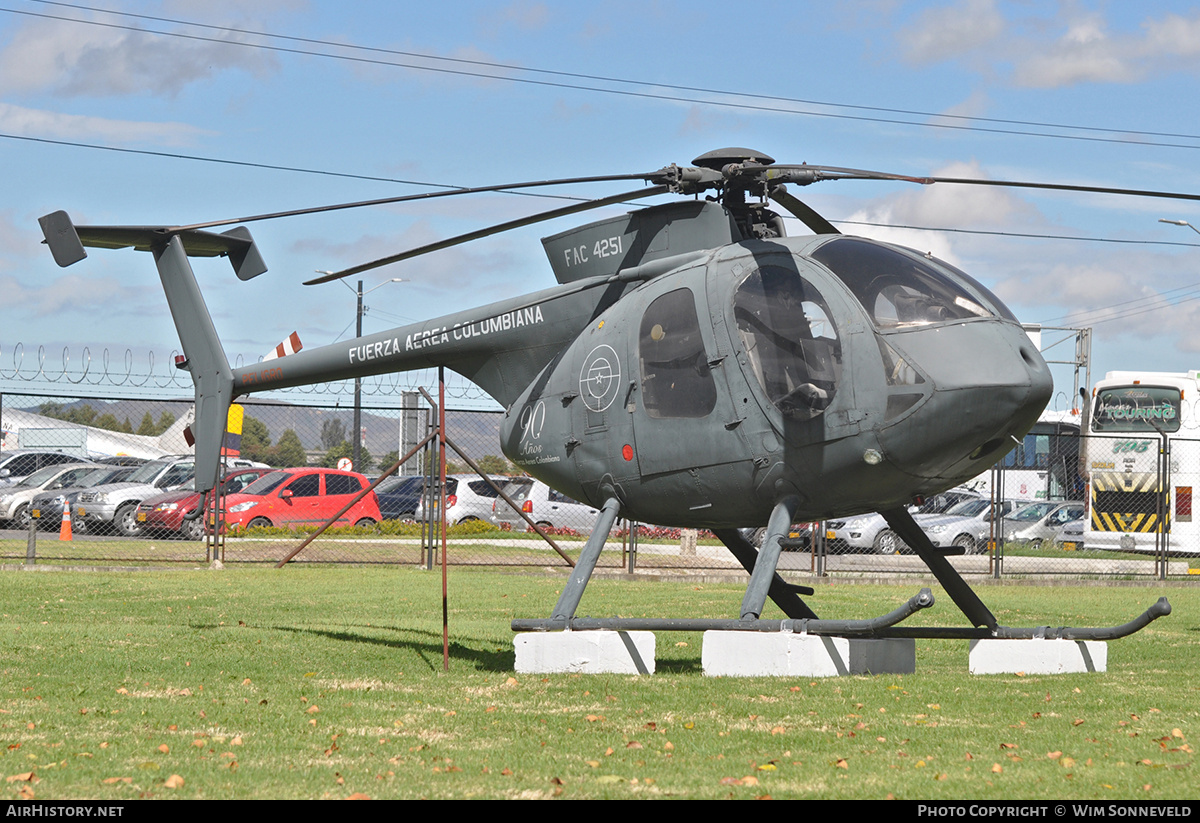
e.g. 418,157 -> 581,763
4,0 -> 1200,411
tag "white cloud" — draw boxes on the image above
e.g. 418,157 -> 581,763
0,12 -> 277,98
841,160 -> 1042,264
0,102 -> 211,146
899,0 -> 1006,65
0,272 -> 147,319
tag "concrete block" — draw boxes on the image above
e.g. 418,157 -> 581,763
969,639 -> 1107,675
702,631 -> 916,677
514,631 -> 655,674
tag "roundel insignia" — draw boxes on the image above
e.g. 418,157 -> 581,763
579,344 -> 622,413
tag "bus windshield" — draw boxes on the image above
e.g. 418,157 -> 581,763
1092,386 -> 1182,433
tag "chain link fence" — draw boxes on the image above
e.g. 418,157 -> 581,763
2,390 -> 1195,579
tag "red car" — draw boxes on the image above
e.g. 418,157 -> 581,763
220,468 -> 381,532
136,468 -> 272,540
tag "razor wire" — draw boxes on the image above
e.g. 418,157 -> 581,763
0,342 -> 495,407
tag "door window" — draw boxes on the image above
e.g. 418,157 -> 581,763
734,265 -> 841,419
639,288 -> 717,419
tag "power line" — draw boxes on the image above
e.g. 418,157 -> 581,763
8,128 -> 1199,251
7,1 -> 1200,151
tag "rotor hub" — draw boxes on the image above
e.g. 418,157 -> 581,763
692,148 -> 775,171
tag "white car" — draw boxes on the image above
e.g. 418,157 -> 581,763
0,462 -> 97,529
912,498 -> 1034,555
824,489 -> 982,553
490,479 -> 602,533
1006,501 -> 1086,548
414,474 -> 507,525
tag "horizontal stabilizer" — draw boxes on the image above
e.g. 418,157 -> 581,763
38,211 -> 267,280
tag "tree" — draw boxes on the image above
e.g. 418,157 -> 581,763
240,416 -> 272,464
137,412 -> 157,436
320,419 -> 347,450
477,454 -> 511,475
320,441 -> 372,474
272,429 -> 308,468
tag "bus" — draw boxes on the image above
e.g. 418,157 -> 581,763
962,409 -> 1082,502
1082,370 -> 1198,554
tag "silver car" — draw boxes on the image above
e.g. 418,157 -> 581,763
414,474 -> 507,525
490,479 -> 602,534
825,489 -> 982,553
0,462 -> 97,529
1008,502 -> 1086,548
915,498 -> 1034,555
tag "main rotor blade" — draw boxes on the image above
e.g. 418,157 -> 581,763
304,185 -> 669,285
759,164 -> 1200,202
171,172 -> 664,233
921,176 -> 1200,202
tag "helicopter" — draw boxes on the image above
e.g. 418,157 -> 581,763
38,147 -> 1176,639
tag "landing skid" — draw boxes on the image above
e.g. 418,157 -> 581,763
511,503 -> 1172,643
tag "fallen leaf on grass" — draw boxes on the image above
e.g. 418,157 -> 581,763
992,764 -> 1003,774
6,772 -> 36,783
157,745 -> 169,754
163,774 -> 185,789
345,793 -> 370,800
835,759 -> 848,770
102,777 -> 132,785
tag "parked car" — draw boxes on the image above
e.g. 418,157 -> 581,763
0,462 -> 97,529
31,466 -> 137,531
1006,501 -> 1086,548
74,456 -> 196,536
911,498 -> 1035,555
220,468 -> 381,531
825,489 -> 983,553
739,523 -> 815,552
0,450 -> 88,487
1053,519 -> 1086,551
414,474 -> 506,524
491,478 -> 602,533
136,467 -> 272,540
374,475 -> 426,520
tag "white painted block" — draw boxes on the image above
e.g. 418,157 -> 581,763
969,639 -> 1107,675
702,632 -> 916,677
514,631 -> 656,674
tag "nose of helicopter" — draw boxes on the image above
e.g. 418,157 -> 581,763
875,321 -> 1053,484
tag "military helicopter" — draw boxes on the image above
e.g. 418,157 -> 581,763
38,148 -> 1177,638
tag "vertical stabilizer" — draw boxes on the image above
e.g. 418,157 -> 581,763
153,236 -> 234,494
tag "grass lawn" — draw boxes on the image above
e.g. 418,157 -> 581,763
0,566 -> 1194,800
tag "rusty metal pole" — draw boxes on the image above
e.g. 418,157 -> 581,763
440,367 -> 449,672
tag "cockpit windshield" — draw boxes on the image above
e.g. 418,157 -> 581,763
811,237 -> 1009,329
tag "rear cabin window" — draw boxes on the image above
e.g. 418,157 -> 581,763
639,288 -> 717,419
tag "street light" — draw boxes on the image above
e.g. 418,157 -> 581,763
323,276 -> 407,471
1160,218 -> 1200,236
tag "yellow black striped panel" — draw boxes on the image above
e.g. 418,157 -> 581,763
1091,472 -> 1161,493
1090,510 -> 1168,533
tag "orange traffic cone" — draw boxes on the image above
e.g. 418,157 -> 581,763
59,501 -> 73,542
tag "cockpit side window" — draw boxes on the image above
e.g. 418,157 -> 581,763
811,238 -> 999,329
734,266 -> 841,420
639,288 -> 717,419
